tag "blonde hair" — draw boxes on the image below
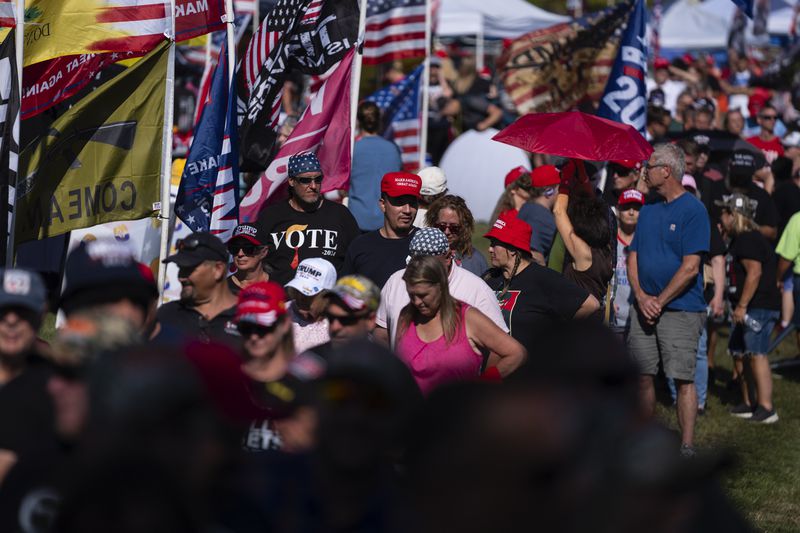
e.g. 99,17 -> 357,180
725,208 -> 760,236
490,173 -> 532,222
398,256 -> 461,344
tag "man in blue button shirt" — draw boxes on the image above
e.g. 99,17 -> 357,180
627,143 -> 710,458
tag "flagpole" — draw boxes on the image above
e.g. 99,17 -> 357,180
418,0 -> 431,171
157,0 -> 177,299
224,0 -> 236,83
350,0 -> 368,158
253,0 -> 259,33
6,0 -> 24,267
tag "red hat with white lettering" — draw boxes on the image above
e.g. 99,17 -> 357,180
483,215 -> 532,253
504,166 -> 529,188
618,189 -> 645,207
236,281 -> 288,327
610,160 -> 642,170
530,165 -> 560,187
654,57 -> 670,70
381,172 -> 422,198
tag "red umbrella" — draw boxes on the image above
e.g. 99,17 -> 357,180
492,111 -> 653,162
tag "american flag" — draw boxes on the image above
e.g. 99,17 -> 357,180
0,1 -> 14,27
366,65 -> 423,171
363,0 -> 427,65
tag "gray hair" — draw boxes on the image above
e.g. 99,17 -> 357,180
652,143 -> 685,181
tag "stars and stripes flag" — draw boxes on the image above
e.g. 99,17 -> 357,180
239,0 -> 358,171
366,64 -> 423,171
177,42 -> 240,242
0,1 -> 14,28
0,30 -> 19,264
363,0 -> 427,65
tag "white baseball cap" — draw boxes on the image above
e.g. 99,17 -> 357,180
418,166 -> 448,196
782,131 -> 800,148
285,258 -> 337,296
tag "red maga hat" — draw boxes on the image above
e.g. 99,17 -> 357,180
381,172 -> 422,198
610,159 -> 642,170
531,165 -> 560,187
653,57 -> 670,70
235,281 -> 288,327
484,216 -> 532,253
618,189 -> 645,207
504,166 -> 529,187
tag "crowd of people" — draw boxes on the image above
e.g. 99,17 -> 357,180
1,47 -> 799,530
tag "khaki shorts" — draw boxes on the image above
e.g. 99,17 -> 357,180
627,307 -> 704,381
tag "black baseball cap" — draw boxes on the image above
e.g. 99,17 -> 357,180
228,224 -> 267,247
729,149 -> 767,179
163,231 -> 228,268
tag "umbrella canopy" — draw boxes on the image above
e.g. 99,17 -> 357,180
492,111 -> 653,162
667,129 -> 764,167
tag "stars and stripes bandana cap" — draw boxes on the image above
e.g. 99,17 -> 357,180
408,228 -> 450,259
288,152 -> 323,177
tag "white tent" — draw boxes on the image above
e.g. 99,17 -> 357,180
660,0 -> 795,50
438,0 -> 568,39
439,129 -> 531,222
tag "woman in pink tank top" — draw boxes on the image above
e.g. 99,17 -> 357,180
396,256 -> 527,394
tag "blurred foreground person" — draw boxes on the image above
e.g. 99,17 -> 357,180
405,321 -> 750,533
396,256 -> 526,393
483,216 -> 600,353
158,232 -> 240,346
0,269 -> 53,486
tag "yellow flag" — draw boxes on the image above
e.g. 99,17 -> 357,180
23,0 -> 167,66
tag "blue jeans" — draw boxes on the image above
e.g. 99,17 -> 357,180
668,323 -> 708,409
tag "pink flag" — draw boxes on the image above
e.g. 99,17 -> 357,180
238,48 -> 354,223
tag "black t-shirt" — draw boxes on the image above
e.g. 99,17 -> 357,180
728,230 -> 780,311
773,180 -> 800,235
257,200 -> 360,285
0,356 -> 59,457
485,264 -> 589,354
156,301 -> 242,349
341,229 -> 416,288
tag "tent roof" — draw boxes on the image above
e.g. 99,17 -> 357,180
438,0 -> 568,39
660,0 -> 795,49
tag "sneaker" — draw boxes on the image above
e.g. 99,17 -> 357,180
750,405 -> 779,424
680,444 -> 696,459
729,403 -> 754,419
697,406 -> 706,416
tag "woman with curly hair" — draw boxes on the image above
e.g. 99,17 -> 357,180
425,195 -> 489,276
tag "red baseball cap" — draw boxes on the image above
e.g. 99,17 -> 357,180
484,216 -> 532,253
504,166 -> 529,187
235,281 -> 288,327
610,160 -> 642,170
530,165 -> 560,187
653,57 -> 670,70
381,172 -> 422,198
618,189 -> 645,207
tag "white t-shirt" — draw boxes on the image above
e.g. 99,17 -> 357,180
376,264 -> 509,346
646,78 -> 686,117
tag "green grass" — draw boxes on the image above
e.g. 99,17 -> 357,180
474,221 -> 800,531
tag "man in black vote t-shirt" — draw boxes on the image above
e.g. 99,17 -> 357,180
257,152 -> 360,285
342,172 -> 422,287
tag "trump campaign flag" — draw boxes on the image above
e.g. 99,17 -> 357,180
238,48 -> 355,222
176,42 -> 239,242
597,0 -> 647,136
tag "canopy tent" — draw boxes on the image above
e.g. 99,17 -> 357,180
659,0 -> 795,49
437,0 -> 568,39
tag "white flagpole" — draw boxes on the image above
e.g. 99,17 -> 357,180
224,0 -> 236,83
418,0 -> 431,171
350,0 -> 368,158
157,0 -> 177,299
253,0 -> 259,33
6,0 -> 24,267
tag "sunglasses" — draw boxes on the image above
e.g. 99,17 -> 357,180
238,322 -> 278,338
324,312 -> 365,326
295,176 -> 324,185
228,244 -> 262,256
434,222 -> 462,234
176,236 -> 203,251
385,195 -> 419,208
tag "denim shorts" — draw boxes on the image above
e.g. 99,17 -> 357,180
729,308 -> 779,356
